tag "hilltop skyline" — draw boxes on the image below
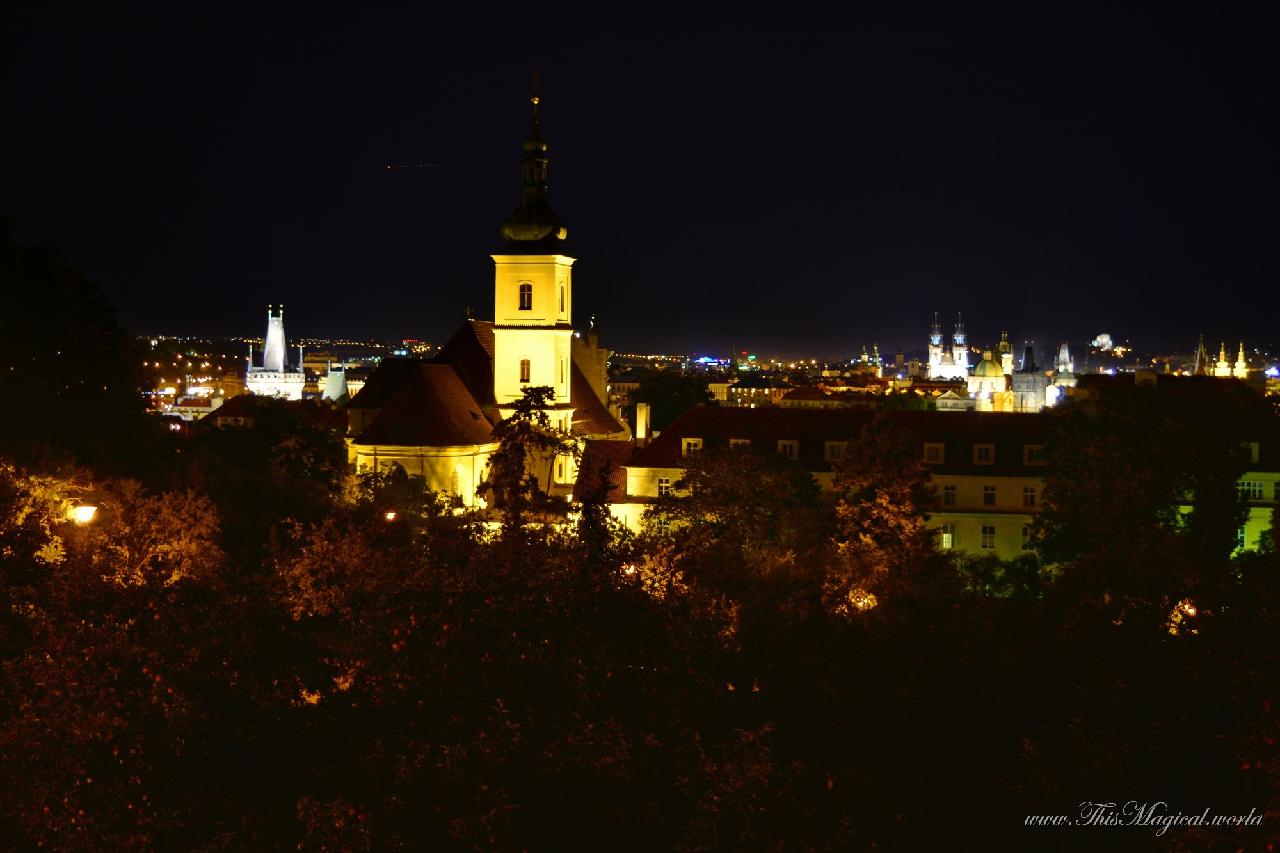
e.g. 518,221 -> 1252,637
7,8 -> 1277,355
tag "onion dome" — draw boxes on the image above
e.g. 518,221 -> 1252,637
973,350 -> 1004,378
499,77 -> 568,252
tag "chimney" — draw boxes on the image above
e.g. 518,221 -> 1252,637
635,402 -> 650,447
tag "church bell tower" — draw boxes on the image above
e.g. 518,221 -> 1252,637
490,79 -> 575,435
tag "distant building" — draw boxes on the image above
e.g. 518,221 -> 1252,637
967,350 -> 1012,412
245,307 -> 305,399
604,400 -> 1279,559
170,394 -> 224,421
927,312 -> 971,380
726,374 -> 792,407
1011,343 -> 1049,412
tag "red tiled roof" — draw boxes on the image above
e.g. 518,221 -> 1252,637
435,320 -> 496,409
573,439 -> 636,502
571,362 -> 627,437
346,358 -> 425,411
352,364 -> 495,447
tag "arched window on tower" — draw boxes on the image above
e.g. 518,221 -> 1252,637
520,359 -> 531,383
559,285 -> 565,313
519,283 -> 532,310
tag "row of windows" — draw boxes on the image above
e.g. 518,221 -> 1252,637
941,484 -> 1037,507
1236,481 -> 1280,501
938,523 -> 1036,551
516,282 -> 567,313
924,443 -> 1045,466
679,437 -> 1052,470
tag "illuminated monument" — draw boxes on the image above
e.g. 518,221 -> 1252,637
344,85 -> 627,504
245,306 -> 305,399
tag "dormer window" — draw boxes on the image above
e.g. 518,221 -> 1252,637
518,282 -> 533,311
923,443 -> 945,464
682,438 -> 703,458
973,444 -> 995,465
777,439 -> 798,460
1023,445 -> 1045,466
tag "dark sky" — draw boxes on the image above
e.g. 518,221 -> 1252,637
7,7 -> 1277,357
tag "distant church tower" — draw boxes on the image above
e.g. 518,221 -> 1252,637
490,80 -> 575,437
952,313 -> 970,373
1213,342 -> 1231,378
245,305 -> 305,399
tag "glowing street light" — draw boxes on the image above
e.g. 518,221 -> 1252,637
384,511 -> 397,522
69,505 -> 97,525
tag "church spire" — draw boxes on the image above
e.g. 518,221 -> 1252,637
499,74 -> 568,252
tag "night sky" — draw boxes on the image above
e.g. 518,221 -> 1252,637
7,7 -> 1277,357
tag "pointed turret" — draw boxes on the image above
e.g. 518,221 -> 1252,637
998,331 -> 1014,375
1192,334 -> 1209,376
1214,341 -> 1232,378
952,312 -> 969,372
1018,341 -> 1038,373
1234,343 -> 1248,379
929,312 -> 942,347
499,74 -> 568,253
262,305 -> 286,373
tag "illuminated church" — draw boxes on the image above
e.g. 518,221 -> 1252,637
344,90 -> 628,505
926,312 -> 971,380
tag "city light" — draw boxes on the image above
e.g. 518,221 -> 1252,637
69,505 -> 97,524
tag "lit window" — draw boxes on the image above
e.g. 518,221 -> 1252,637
518,282 -> 533,310
940,524 -> 956,550
983,485 -> 996,506
1021,525 -> 1034,550
1023,486 -> 1037,507
824,441 -> 847,462
729,438 -> 751,450
519,359 -> 531,383
777,440 -> 798,459
923,443 -> 945,464
1023,445 -> 1045,465
980,525 -> 996,549
943,484 -> 956,506
682,438 -> 702,458
658,477 -> 672,498
1237,481 -> 1263,501
973,444 -> 995,465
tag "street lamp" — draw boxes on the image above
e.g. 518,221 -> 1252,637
69,505 -> 97,525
